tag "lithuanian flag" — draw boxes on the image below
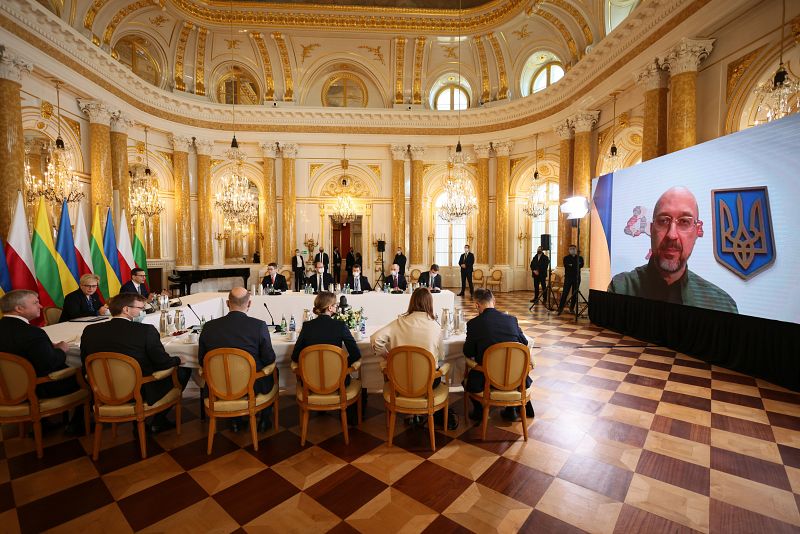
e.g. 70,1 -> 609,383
30,197 -> 62,307
133,216 -> 149,285
89,205 -> 121,300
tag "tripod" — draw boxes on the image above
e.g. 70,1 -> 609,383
572,218 -> 588,322
375,250 -> 386,290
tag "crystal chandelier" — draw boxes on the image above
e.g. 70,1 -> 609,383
606,92 -> 622,172
129,127 -> 164,218
24,82 -> 84,206
331,145 -> 357,225
214,144 -> 258,228
523,134 -> 546,218
753,0 -> 800,124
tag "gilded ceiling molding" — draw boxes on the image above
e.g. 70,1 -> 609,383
168,0 -> 526,35
725,45 -> 764,101
473,35 -> 490,103
173,20 -> 194,92
394,36 -> 406,104
411,36 -> 425,104
83,0 -> 109,31
536,9 -> 579,61
195,26 -> 208,96
540,0 -> 593,45
487,33 -> 508,100
250,32 -> 274,101
102,0 -> 158,46
271,31 -> 293,102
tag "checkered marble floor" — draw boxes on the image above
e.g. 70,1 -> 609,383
2,291 -> 800,533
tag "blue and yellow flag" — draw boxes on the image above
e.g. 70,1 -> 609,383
55,201 -> 79,298
0,237 -> 11,297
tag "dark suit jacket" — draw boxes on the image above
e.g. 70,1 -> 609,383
345,252 -> 355,270
418,272 -> 442,290
387,273 -> 407,291
198,311 -> 277,394
307,272 -> 334,292
60,289 -> 103,322
530,253 -> 550,277
314,252 -> 330,272
120,280 -> 150,297
292,255 -> 306,271
261,273 -> 289,292
346,274 -> 371,292
333,251 -> 342,269
463,308 -> 529,392
80,318 -> 181,405
291,315 -> 360,367
563,254 -> 585,280
0,316 -> 79,398
393,253 -> 407,276
459,252 -> 475,272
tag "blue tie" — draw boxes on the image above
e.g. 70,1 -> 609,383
87,296 -> 94,312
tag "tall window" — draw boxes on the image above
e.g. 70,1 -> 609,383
606,0 -> 640,34
520,51 -> 564,97
434,193 -> 467,267
531,63 -> 565,94
322,74 -> 368,107
113,35 -> 162,87
216,66 -> 260,105
528,179 -> 560,265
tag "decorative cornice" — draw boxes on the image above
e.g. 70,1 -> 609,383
110,111 -> 134,133
553,120 -> 573,139
77,99 -> 112,124
0,45 -> 32,82
634,60 -> 668,91
473,143 -> 492,159
659,37 -> 715,75
571,110 -> 599,133
493,140 -> 513,157
390,144 -> 408,160
281,143 -> 298,158
195,139 -> 214,156
260,141 -> 279,158
409,145 -> 425,159
169,134 -> 192,153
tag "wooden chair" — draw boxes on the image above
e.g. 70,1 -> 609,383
203,348 -> 279,454
463,342 -> 533,441
486,269 -> 503,292
292,344 -> 362,446
549,272 -> 564,305
280,269 -> 293,289
0,353 -> 91,458
472,269 -> 485,288
85,352 -> 182,460
43,307 -> 62,326
410,269 -> 421,284
383,346 -> 451,452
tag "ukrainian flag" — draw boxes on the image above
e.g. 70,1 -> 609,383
55,201 -> 79,299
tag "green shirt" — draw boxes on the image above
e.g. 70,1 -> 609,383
608,260 -> 738,314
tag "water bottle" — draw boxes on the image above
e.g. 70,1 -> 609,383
289,315 -> 296,332
199,316 -> 206,332
360,317 -> 366,336
281,315 -> 287,333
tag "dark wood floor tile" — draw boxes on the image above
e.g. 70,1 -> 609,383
317,428 -> 384,463
590,418 -> 649,448
557,455 -> 633,502
634,359 -> 673,372
392,426 -> 453,459
673,358 -> 712,371
459,423 -> 522,455
661,391 -> 712,412
767,411 -> 800,432
7,439 -> 86,479
477,457 -> 554,507
609,392 -> 659,414
579,375 -> 620,391
594,360 -> 633,373
327,521 -> 361,534
778,444 -> 800,470
623,373 -> 667,390
711,371 -> 757,386
711,389 -> 764,410
561,395 -> 605,416
635,450 -> 710,496
614,503 -> 700,534
16,478 -> 113,533
608,348 -> 639,358
667,373 -> 711,389
534,376 -> 578,393
212,469 -> 299,524
573,349 -> 606,360
117,472 -> 207,531
644,348 -> 676,358
759,388 -> 800,406
168,433 -> 239,471
246,429 -> 311,466
650,415 -> 711,445
394,461 -> 472,513
92,435 -> 165,474
421,515 -> 474,533
710,499 -> 800,534
569,333 -> 596,340
306,465 -> 387,519
0,482 -> 14,513
556,362 -> 593,374
277,405 -> 300,428
528,419 -> 586,451
711,413 -> 775,441
710,447 -> 791,491
519,509 -> 588,534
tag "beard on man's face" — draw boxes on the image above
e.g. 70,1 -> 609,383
654,236 -> 684,273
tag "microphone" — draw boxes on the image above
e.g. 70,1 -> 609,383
187,303 -> 202,323
263,302 -> 281,333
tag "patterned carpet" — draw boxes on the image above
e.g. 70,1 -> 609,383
2,291 -> 800,533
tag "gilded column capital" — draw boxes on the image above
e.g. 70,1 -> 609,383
281,143 -> 298,158
473,143 -> 491,159
110,111 -> 134,134
77,99 -> 113,125
195,139 -> 214,156
260,141 -> 280,158
169,134 -> 192,153
0,46 -> 33,82
659,37 -> 715,75
572,110 -> 600,133
409,145 -> 425,160
553,120 -> 574,139
493,141 -> 513,157
634,60 -> 668,91
390,144 -> 408,160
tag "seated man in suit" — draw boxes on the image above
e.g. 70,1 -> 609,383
307,261 -> 334,293
60,273 -> 108,322
417,264 -> 442,291
386,263 -> 407,293
261,262 -> 289,292
120,267 -> 166,302
199,287 -> 277,432
464,288 -> 534,422
0,289 -> 84,434
80,293 -> 191,434
346,264 -> 372,292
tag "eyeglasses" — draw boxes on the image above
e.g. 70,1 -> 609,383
653,215 -> 700,233
127,305 -> 146,311
81,284 -> 98,288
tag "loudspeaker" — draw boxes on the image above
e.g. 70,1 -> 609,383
540,234 -> 551,251
377,240 -> 386,252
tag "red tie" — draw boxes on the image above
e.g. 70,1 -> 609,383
272,276 -> 275,285
394,276 -> 397,288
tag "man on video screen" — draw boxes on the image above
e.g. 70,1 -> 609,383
608,186 -> 738,314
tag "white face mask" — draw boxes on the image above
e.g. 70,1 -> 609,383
391,270 -> 398,276
353,272 -> 360,277
317,268 -> 324,274
397,250 -> 401,254
132,312 -> 145,323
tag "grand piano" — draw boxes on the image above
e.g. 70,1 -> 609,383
169,266 -> 252,295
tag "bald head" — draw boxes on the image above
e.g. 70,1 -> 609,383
227,287 -> 251,311
650,186 -> 702,284
653,187 -> 698,220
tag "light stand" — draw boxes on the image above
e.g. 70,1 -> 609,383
560,196 -> 589,322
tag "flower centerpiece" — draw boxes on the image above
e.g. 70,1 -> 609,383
332,307 -> 366,330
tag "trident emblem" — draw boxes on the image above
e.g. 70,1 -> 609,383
712,187 -> 775,280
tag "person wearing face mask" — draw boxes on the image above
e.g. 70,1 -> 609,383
393,247 -> 407,278
387,263 -> 407,292
346,264 -> 372,292
557,245 -> 585,315
291,248 -> 306,292
80,292 -> 191,433
457,244 -> 475,297
332,246 -> 342,285
417,264 -> 442,291
530,246 -> 549,305
261,262 -> 288,292
307,261 -> 334,293
345,247 -> 356,280
314,247 -> 330,275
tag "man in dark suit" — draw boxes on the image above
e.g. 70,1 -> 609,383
199,287 -> 277,432
291,292 -> 360,368
393,247 -> 407,278
307,261 -> 334,293
332,247 -> 342,285
387,263 -> 407,292
345,248 -> 355,280
530,246 -> 550,305
60,273 -> 108,322
558,245 -> 584,315
464,288 -> 533,422
261,263 -> 288,292
346,264 -> 372,292
0,290 -> 84,433
458,245 -> 475,296
418,264 -> 442,291
314,247 -> 330,275
120,267 -> 162,302
80,293 -> 190,433
291,248 -> 306,292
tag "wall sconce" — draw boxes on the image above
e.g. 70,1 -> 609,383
214,231 -> 230,241
517,231 -> 529,242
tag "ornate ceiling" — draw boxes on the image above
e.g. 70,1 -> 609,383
225,0 -> 492,8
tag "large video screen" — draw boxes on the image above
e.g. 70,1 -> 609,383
590,113 -> 800,324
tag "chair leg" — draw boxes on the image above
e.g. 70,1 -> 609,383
463,390 -> 469,421
443,402 -> 450,434
520,402 -> 529,442
33,420 -> 43,459
199,390 -> 205,422
481,403 -> 490,441
357,394 -> 363,425
387,409 -> 397,447
175,401 -> 182,436
427,414 -> 436,452
206,416 -> 216,455
249,413 -> 258,451
137,420 -> 147,459
83,402 -> 91,436
92,422 -> 103,461
273,396 -> 280,431
300,408 -> 310,447
340,408 -> 350,445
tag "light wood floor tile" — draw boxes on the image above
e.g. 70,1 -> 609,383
351,444 -> 425,485
600,404 -> 655,429
43,504 -> 132,534
615,382 -> 664,401
536,478 -> 623,534
656,403 -> 711,427
710,470 -> 800,526
101,453 -> 184,500
140,498 -> 238,533
502,439 -> 571,477
444,482 -> 532,534
710,401 -> 770,425
12,457 -> 99,506
644,431 -> 710,467
346,488 -> 438,534
188,449 -> 268,495
244,493 -> 340,534
625,474 -> 710,533
710,428 -> 782,464
664,382 -> 712,399
429,441 -> 499,481
271,446 -> 347,490
574,434 -> 642,472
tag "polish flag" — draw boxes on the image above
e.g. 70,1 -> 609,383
4,192 -> 37,292
116,209 -> 134,285
73,204 -> 93,277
